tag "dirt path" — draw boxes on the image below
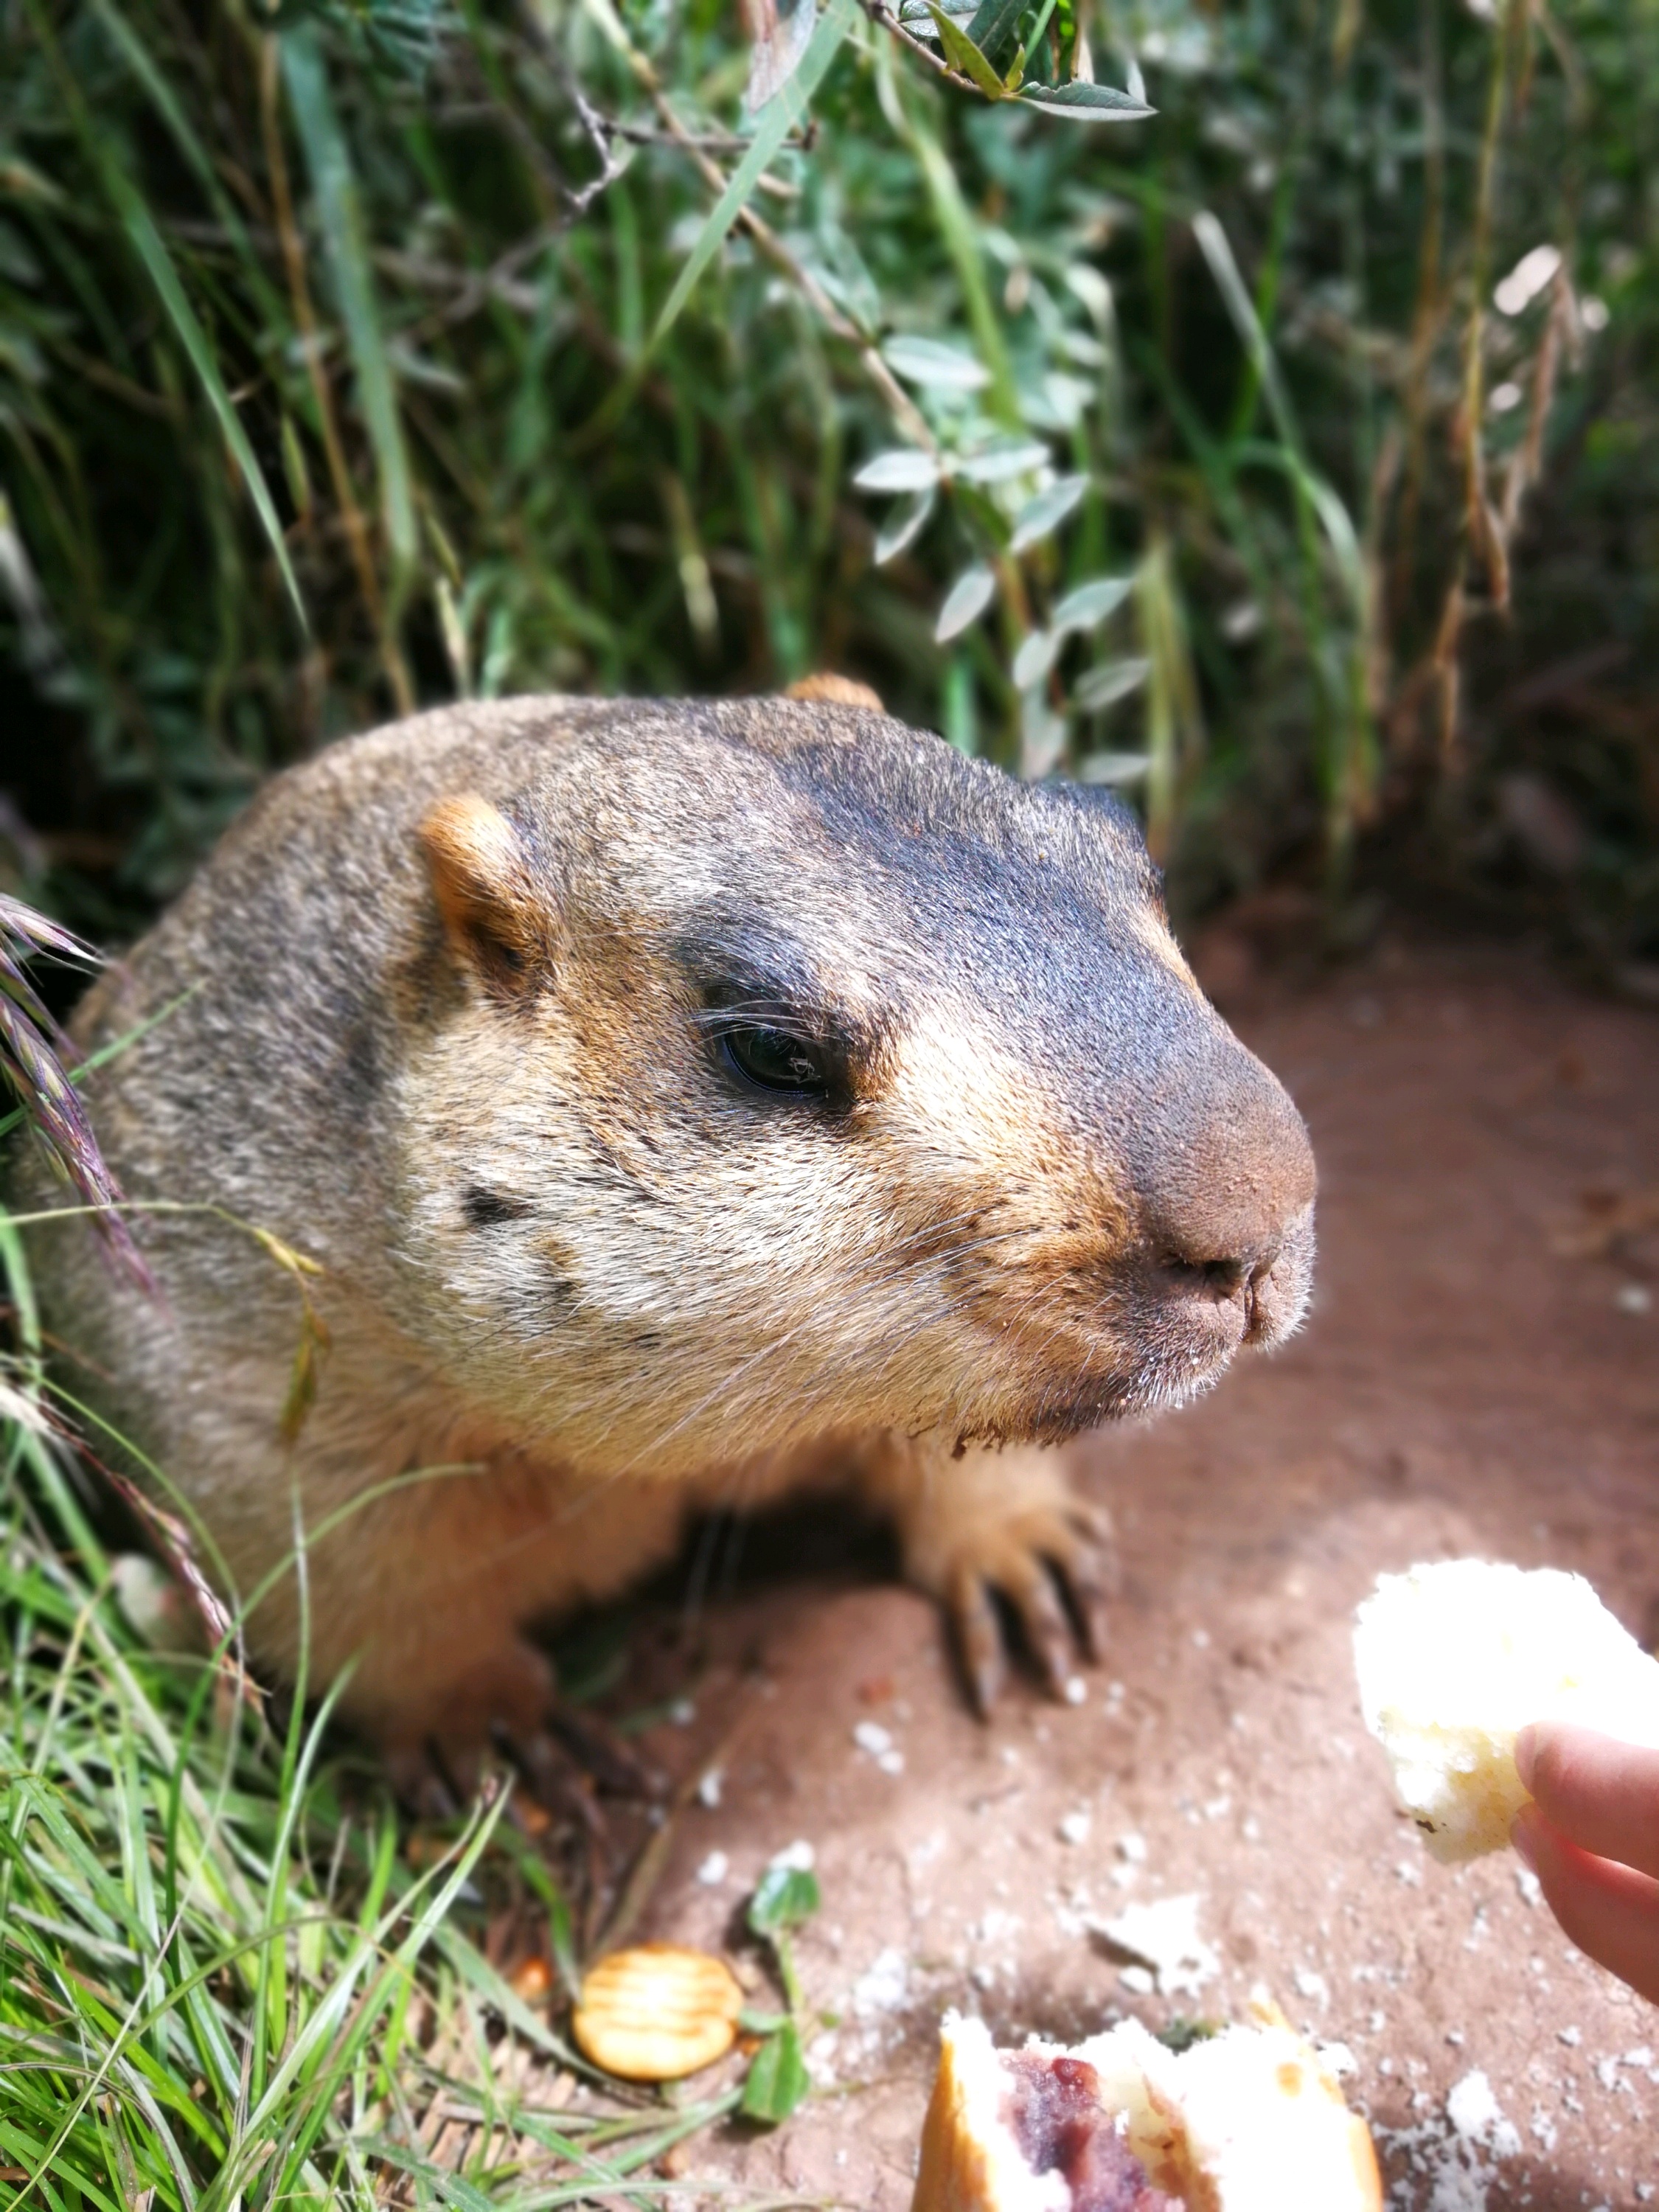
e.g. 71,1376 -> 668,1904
613,940 -> 1659,2210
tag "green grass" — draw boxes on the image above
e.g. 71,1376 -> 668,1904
3,0 -> 1654,953
0,1217 -> 758,2211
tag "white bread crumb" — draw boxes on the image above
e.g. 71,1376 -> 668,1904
1354,1560 -> 1659,1862
922,2006 -> 1379,2211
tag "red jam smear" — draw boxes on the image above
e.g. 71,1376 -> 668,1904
1001,2051 -> 1179,2212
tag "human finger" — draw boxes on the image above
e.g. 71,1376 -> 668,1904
1512,1803 -> 1659,2006
1516,1722 -> 1659,1881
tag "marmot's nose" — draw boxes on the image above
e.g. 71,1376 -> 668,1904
1131,1032 -> 1316,1341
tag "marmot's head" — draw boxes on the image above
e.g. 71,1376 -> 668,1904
396,700 -> 1315,1477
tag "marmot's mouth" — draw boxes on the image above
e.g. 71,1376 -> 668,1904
1145,1199 -> 1315,1366
975,1201 -> 1315,1446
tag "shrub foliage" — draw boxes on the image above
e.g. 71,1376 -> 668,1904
0,0 -> 1655,928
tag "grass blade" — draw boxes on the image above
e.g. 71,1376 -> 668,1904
123,199 -> 307,630
1191,209 -> 1301,459
12,0 -> 307,636
895,102 -> 1020,422
650,0 -> 858,351
280,25 -> 418,585
15,0 -> 307,630
88,0 -> 287,326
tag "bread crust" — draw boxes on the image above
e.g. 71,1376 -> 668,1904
914,2024 -> 1000,2212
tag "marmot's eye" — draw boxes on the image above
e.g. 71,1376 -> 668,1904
723,1025 -> 831,1096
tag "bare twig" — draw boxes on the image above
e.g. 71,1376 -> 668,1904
564,79 -> 635,215
383,232 -> 560,337
857,0 -> 987,97
610,116 -> 817,154
1500,263 -> 1567,532
1457,0 -> 1514,610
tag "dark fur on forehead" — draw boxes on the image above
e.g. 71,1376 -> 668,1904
545,695 -> 1152,888
510,698 -> 1199,1125
747,706 -> 1157,891
694,706 -> 1177,1046
587,700 -> 1167,957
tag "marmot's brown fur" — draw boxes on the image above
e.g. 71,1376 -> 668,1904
20,697 -> 1315,1786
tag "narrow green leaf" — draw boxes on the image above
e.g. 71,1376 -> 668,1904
855,448 -> 941,493
1012,629 -> 1057,689
928,6 -> 1009,98
120,196 -> 306,627
1191,209 -> 1296,451
1076,751 -> 1151,784
883,335 -> 990,391
1011,473 -> 1088,550
902,109 -> 1020,423
1054,575 -> 1133,630
936,563 -> 996,641
281,25 -> 417,580
22,0 -> 305,628
897,0 -> 973,25
740,2020 -> 810,2122
955,437 -> 1049,484
90,0 -> 285,322
1020,683 -> 1067,776
1023,0 -> 1059,61
964,0 -> 1023,62
652,0 -> 857,351
874,487 -> 936,565
1074,655 -> 1151,710
1018,80 -> 1155,117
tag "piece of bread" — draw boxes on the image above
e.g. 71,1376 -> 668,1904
1354,1559 -> 1659,1863
911,2004 -> 1380,2212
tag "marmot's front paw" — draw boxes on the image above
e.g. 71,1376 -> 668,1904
376,1635 -> 659,1821
941,1492 -> 1114,1714
886,1447 -> 1114,1714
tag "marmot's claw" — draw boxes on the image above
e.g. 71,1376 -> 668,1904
1070,1569 -> 1110,1665
1007,1547 -> 1077,1695
1062,1499 -> 1117,1662
385,1743 -> 465,1822
497,1711 -> 663,1827
385,1730 -> 507,1820
950,1565 -> 1008,1719
540,1706 -> 665,1801
505,1727 -> 608,1835
383,1707 -> 660,1828
942,1500 -> 1114,1712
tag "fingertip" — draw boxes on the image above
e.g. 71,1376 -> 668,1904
1514,1722 -> 1540,1793
1511,1801 -> 1540,1871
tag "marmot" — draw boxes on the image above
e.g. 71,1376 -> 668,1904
19,696 -> 1315,1790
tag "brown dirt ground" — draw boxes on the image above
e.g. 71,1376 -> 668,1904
586,936 -> 1659,2211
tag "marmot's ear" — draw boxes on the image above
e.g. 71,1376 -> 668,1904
418,795 -> 551,999
784,672 -> 885,712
